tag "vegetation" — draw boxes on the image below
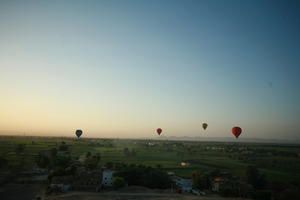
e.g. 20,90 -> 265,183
84,153 -> 101,170
0,136 -> 300,198
114,165 -> 172,189
246,165 -> 267,189
15,143 -> 26,154
1,136 -> 300,180
192,171 -> 210,190
112,176 -> 126,189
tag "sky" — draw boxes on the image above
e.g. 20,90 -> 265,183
0,0 -> 299,140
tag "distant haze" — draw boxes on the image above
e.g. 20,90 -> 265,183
0,0 -> 299,141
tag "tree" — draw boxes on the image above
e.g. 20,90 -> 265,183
86,151 -> 91,158
279,188 -> 300,200
252,190 -> 272,200
15,144 -> 25,154
35,153 -> 51,168
209,169 -> 221,177
85,154 -> 100,170
48,166 -> 77,182
123,148 -> 129,156
58,142 -> 68,151
50,148 -> 57,158
95,153 -> 101,161
114,166 -> 172,189
220,184 -> 239,197
105,162 -> 114,169
0,156 -> 8,168
246,166 -> 266,189
54,155 -> 71,168
113,176 -> 126,189
192,171 -> 210,190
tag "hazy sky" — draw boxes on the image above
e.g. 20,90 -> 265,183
0,0 -> 299,140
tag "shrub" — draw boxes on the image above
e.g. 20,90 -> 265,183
113,176 -> 126,189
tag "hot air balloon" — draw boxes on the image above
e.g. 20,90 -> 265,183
232,127 -> 242,138
156,128 -> 162,135
202,123 -> 208,130
75,129 -> 83,139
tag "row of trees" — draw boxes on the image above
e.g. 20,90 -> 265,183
192,166 -> 268,199
191,165 -> 300,200
114,165 -> 172,189
35,149 -> 72,169
85,152 -> 101,170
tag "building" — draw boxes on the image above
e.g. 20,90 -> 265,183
49,183 -> 72,193
101,170 -> 114,187
172,176 -> 193,193
211,177 -> 226,192
73,169 -> 102,191
50,168 -> 102,192
148,142 -> 155,146
167,172 -> 175,176
180,161 -> 190,167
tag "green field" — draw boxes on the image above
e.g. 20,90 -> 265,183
1,136 -> 300,182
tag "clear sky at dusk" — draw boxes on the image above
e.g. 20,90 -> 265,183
0,0 -> 299,140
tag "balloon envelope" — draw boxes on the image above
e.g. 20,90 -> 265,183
75,129 -> 83,138
232,127 -> 242,138
202,123 -> 208,130
156,128 -> 162,135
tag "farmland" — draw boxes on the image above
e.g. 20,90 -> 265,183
1,136 -> 300,182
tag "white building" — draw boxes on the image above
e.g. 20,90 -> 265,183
101,170 -> 114,187
180,161 -> 190,167
173,177 -> 193,193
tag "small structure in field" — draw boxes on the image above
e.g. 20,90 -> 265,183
180,161 -> 190,167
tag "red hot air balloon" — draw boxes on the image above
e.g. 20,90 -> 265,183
232,127 -> 242,138
156,128 -> 162,135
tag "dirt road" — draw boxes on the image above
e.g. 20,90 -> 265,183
45,191 -> 250,200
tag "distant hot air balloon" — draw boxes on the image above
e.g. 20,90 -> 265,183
202,123 -> 208,130
232,127 -> 242,138
75,129 -> 83,139
156,128 -> 162,135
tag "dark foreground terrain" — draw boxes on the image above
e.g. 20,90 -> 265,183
1,136 -> 300,200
